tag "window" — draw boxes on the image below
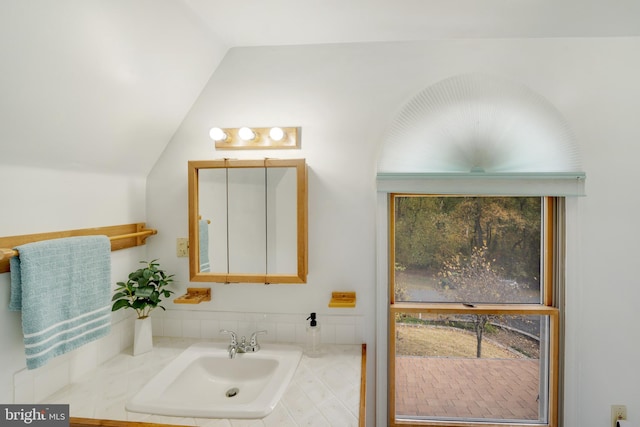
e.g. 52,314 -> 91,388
389,195 -> 561,427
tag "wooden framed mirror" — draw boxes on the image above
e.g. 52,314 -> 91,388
188,158 -> 307,283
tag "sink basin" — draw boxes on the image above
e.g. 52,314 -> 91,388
126,341 -> 302,419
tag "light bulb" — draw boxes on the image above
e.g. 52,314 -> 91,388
209,127 -> 227,141
269,127 -> 285,141
238,127 -> 256,141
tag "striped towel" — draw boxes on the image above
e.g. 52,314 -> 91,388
9,235 -> 112,370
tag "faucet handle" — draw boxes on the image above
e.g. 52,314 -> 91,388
249,330 -> 267,346
220,329 -> 237,345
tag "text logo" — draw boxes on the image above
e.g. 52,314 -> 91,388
1,405 -> 69,426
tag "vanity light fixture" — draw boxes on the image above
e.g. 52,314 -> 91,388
209,127 -> 228,142
238,127 -> 257,141
210,126 -> 300,149
269,127 -> 285,141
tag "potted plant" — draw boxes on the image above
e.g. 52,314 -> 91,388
112,259 -> 174,355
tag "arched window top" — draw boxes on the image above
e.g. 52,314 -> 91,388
377,74 -> 585,196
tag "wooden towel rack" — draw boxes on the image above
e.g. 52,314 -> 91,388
0,223 -> 157,274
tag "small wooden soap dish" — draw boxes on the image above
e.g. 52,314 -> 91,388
174,287 -> 211,304
328,291 -> 356,308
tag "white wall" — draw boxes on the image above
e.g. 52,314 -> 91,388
147,37 -> 640,426
0,0 -> 226,175
0,166 -> 147,403
0,0 -> 227,405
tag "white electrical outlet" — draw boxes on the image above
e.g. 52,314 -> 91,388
176,238 -> 189,257
611,404 -> 627,427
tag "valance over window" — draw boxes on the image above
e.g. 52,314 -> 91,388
377,74 -> 586,196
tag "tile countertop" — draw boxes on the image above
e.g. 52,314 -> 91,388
42,337 -> 362,427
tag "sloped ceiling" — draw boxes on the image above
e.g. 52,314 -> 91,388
185,0 -> 640,46
0,0 -> 638,175
0,1 -> 225,175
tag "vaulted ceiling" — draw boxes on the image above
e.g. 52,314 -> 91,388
186,0 -> 640,45
1,0 -> 638,175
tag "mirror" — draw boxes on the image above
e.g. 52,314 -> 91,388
188,158 -> 307,283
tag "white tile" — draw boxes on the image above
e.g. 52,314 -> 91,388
201,318 -> 222,339
257,322 -> 276,342
287,407 -> 331,427
295,324 -> 307,344
261,404 -> 297,427
163,318 -> 183,337
354,321 -> 363,343
13,369 -> 35,403
262,313 -> 292,324
195,419 -> 233,427
111,317 -> 134,352
98,328 -> 124,364
317,396 -> 358,427
249,312 -> 274,324
219,319 -> 239,334
182,319 -> 201,338
229,418 -> 265,427
317,362 -> 360,400
150,310 -> 363,342
319,324 -> 335,345
281,382 -> 331,425
219,311 -> 255,322
121,321 -> 135,350
238,320 -> 265,339
34,361 -> 69,402
276,323 -> 296,343
293,366 -> 334,405
334,324 -> 356,344
191,310 -> 216,320
301,352 -> 334,373
69,339 -> 99,381
51,385 -> 99,418
69,402 -> 97,419
28,333 -> 362,427
151,316 -> 164,336
101,370 -> 129,400
125,410 -> 154,423
145,415 -> 197,426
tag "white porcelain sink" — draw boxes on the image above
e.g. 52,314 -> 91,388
126,342 -> 302,419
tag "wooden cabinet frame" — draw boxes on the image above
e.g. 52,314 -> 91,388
188,158 -> 307,284
387,195 -> 561,427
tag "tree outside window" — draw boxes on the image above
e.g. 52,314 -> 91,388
390,195 -> 559,427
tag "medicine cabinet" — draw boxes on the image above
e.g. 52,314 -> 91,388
188,158 -> 307,284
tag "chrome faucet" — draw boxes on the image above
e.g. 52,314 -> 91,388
220,329 -> 238,358
220,329 -> 267,359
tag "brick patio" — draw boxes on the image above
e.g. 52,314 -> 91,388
395,357 -> 540,421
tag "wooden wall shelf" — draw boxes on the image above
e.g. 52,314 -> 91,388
328,291 -> 356,308
174,288 -> 211,304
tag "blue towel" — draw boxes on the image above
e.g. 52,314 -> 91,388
199,219 -> 210,272
9,235 -> 112,370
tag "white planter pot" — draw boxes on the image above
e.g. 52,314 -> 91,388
133,316 -> 153,356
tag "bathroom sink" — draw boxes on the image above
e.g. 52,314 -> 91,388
126,341 -> 302,419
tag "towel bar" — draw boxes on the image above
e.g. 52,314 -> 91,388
0,229 -> 156,261
0,224 -> 157,272
0,248 -> 16,260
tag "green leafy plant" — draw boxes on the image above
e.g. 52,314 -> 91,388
111,260 -> 174,319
